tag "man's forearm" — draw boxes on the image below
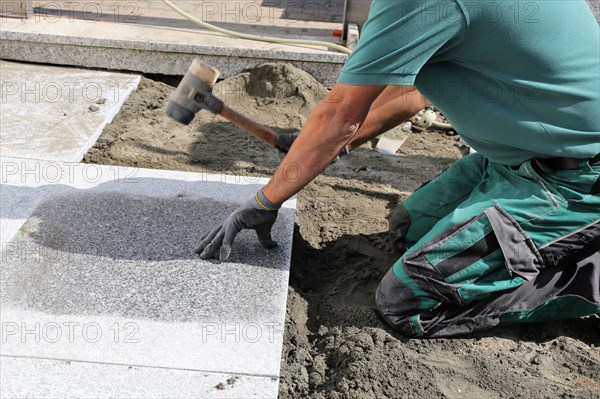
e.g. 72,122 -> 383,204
262,83 -> 386,204
346,86 -> 428,151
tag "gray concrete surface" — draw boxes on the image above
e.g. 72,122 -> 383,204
586,0 -> 599,21
0,0 -> 32,18
0,61 -> 140,161
0,1 -> 347,86
1,356 -> 278,398
0,160 -> 296,397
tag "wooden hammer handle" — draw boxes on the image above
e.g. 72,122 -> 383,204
219,104 -> 280,149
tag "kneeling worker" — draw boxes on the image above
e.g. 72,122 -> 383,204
196,0 -> 600,337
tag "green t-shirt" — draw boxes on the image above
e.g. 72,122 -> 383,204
338,0 -> 600,165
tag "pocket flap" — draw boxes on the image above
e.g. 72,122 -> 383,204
485,205 -> 544,281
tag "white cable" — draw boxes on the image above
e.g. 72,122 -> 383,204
161,0 -> 353,55
432,121 -> 453,130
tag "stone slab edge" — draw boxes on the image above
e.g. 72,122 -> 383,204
0,29 -> 347,62
1,355 -> 279,399
72,74 -> 141,162
0,157 -> 295,246
0,39 -> 342,86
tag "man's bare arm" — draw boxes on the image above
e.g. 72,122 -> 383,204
262,83 -> 386,204
195,83 -> 421,260
346,86 -> 428,151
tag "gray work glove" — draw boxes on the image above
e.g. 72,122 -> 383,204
194,190 -> 280,261
275,131 -> 300,153
275,130 -> 350,161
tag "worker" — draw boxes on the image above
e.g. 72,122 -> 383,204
195,0 -> 600,337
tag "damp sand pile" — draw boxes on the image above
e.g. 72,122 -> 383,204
84,63 -> 600,399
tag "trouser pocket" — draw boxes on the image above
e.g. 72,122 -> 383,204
378,204 -> 545,336
406,204 -> 544,304
483,205 -> 545,281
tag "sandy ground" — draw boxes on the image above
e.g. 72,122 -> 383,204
84,64 -> 599,399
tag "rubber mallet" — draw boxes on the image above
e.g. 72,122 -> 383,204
166,59 -> 290,151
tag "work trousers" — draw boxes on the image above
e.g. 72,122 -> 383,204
376,153 -> 600,337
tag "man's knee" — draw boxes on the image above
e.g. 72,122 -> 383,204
376,266 -> 418,336
375,258 -> 441,337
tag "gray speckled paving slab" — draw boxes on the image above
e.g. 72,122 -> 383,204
0,356 -> 278,399
0,17 -> 346,86
0,61 -> 140,162
0,160 -> 295,397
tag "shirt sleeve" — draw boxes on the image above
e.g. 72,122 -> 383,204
338,0 -> 468,86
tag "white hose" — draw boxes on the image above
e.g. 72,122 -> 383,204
160,0 -> 353,55
432,121 -> 453,130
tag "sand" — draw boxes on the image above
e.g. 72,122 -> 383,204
83,64 -> 599,399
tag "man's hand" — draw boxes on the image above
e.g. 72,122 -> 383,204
276,130 -> 349,161
275,131 -> 300,153
194,190 -> 280,261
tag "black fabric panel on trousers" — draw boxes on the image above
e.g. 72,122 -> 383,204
592,176 -> 600,196
434,232 -> 500,277
419,249 -> 600,337
540,221 -> 600,266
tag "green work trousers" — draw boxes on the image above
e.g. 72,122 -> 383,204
376,153 -> 600,337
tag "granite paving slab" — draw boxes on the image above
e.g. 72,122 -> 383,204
31,0 -> 344,34
0,61 -> 140,161
0,356 -> 278,398
0,17 -> 346,86
0,161 -> 295,397
1,157 -> 58,244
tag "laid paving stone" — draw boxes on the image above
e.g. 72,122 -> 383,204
1,157 -> 56,244
0,17 -> 345,86
0,356 -> 278,399
0,61 -> 140,161
0,161 -> 295,397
